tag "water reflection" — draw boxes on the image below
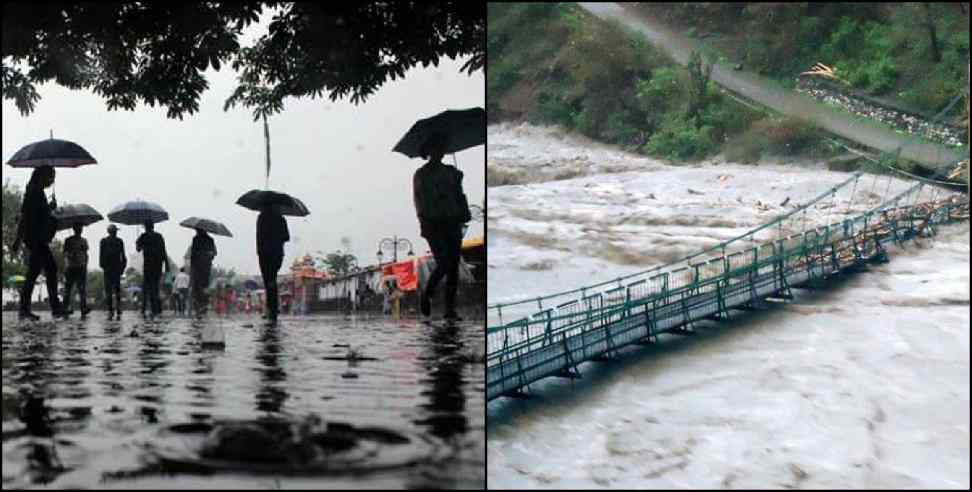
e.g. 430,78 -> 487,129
255,326 -> 289,414
417,323 -> 468,439
1,314 -> 484,488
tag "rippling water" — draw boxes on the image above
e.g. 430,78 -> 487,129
2,313 -> 485,489
487,123 -> 969,488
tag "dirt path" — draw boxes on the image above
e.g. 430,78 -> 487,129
577,3 -> 967,173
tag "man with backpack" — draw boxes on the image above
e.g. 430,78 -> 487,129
62,223 -> 92,318
412,132 -> 472,323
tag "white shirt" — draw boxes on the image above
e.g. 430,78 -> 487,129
174,272 -> 190,289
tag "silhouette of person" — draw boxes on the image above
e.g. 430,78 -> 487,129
257,204 -> 289,326
174,266 -> 190,316
62,223 -> 91,318
189,228 -> 216,317
136,221 -> 168,319
12,165 -> 67,320
412,133 -> 472,322
100,224 -> 127,320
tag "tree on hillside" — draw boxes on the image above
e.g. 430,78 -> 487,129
2,180 -> 25,279
921,3 -> 942,62
3,2 -> 484,120
686,50 -> 713,126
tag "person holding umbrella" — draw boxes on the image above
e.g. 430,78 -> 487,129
189,228 -> 217,317
53,203 -> 103,318
257,204 -> 289,326
11,166 -> 68,320
62,223 -> 92,318
395,108 -> 482,323
412,133 -> 472,323
178,217 -> 232,318
136,221 -> 169,320
237,190 -> 306,326
109,200 -> 169,318
100,224 -> 127,320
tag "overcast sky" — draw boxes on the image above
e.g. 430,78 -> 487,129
2,13 -> 484,277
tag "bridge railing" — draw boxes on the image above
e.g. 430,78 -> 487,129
487,173 -> 867,325
488,197 -> 968,402
487,182 -> 969,364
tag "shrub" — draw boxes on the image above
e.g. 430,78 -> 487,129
532,90 -> 576,127
572,105 -> 601,138
602,110 -> 644,149
643,115 -> 717,161
724,131 -> 767,164
636,67 -> 682,113
487,58 -> 522,99
699,94 -> 762,139
752,117 -> 821,156
822,18 -> 897,94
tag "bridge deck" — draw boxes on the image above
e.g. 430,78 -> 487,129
487,198 -> 968,401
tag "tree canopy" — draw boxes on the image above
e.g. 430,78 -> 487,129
316,250 -> 358,277
3,2 -> 484,120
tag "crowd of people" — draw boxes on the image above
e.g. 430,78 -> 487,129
12,166 -> 291,326
12,133 -> 471,325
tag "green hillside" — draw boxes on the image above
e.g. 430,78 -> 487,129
488,3 -> 827,163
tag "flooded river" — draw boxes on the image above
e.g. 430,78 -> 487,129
2,313 -> 484,489
487,123 -> 969,489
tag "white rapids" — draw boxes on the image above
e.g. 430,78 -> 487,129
487,122 -> 970,489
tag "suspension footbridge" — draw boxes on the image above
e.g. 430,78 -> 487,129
487,171 -> 968,402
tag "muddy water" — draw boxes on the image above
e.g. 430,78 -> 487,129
2,314 -> 484,489
487,123 -> 969,489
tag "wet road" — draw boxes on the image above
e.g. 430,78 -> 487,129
2,313 -> 485,489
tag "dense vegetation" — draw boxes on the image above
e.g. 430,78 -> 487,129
488,3 -> 825,162
634,3 -> 969,114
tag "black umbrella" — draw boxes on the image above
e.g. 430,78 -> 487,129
180,217 -> 233,237
107,200 -> 169,225
392,107 -> 485,159
6,137 -> 97,168
7,134 -> 98,206
236,190 -> 310,217
53,203 -> 104,231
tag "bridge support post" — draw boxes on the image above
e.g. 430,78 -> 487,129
769,257 -> 793,301
514,347 -> 528,395
829,244 -> 841,273
707,280 -> 731,320
742,270 -> 768,310
555,332 -> 582,381
677,290 -> 697,333
592,320 -> 619,362
639,308 -> 658,344
869,238 -> 890,264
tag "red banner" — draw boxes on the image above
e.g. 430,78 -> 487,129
383,260 -> 418,292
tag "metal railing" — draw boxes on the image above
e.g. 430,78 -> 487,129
487,188 -> 968,401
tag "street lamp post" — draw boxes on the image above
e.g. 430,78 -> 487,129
376,236 -> 414,265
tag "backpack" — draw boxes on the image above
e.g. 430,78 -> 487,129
415,164 -> 471,223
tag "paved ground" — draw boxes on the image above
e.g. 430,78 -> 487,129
2,313 -> 484,489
